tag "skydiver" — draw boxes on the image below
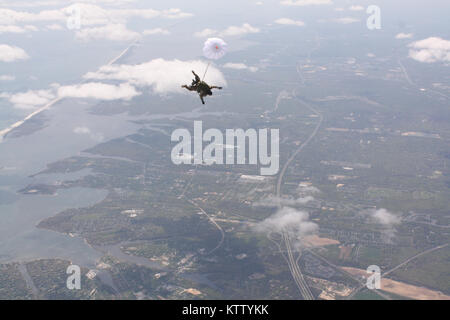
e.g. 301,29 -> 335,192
181,70 -> 222,105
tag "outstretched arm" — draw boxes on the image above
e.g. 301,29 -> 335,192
181,84 -> 197,91
192,70 -> 201,82
209,85 -> 222,90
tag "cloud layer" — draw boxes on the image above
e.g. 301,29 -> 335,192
1,58 -> 226,109
0,4 -> 192,26
1,82 -> 140,109
84,58 -> 227,94
0,4 -> 192,41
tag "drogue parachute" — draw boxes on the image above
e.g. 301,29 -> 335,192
201,37 -> 227,81
203,37 -> 227,60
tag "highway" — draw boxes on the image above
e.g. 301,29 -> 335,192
283,232 -> 315,300
274,90 -> 323,300
186,199 -> 225,255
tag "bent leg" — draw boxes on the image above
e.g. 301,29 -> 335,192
199,94 -> 205,105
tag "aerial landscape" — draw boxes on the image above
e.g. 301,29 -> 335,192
0,0 -> 449,301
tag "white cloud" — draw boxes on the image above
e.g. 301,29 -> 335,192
73,126 -> 91,134
349,5 -> 364,11
0,4 -> 192,26
274,18 -> 305,27
75,23 -> 140,41
369,208 -> 401,226
73,125 -> 104,141
1,82 -> 139,109
46,24 -> 64,30
0,7 -> 65,25
194,23 -> 260,38
193,28 -> 218,38
0,25 -> 25,34
161,8 -> 193,19
0,44 -> 29,62
408,37 -> 450,63
58,82 -> 140,100
334,17 -> 360,24
223,62 -> 258,72
297,184 -> 320,195
84,58 -> 227,94
395,32 -> 413,39
220,23 -> 260,37
26,25 -> 38,31
0,0 -> 136,7
0,24 -> 38,34
254,207 -> 318,248
1,89 -> 55,109
254,184 -> 319,207
254,195 -> 315,207
143,28 -> 170,35
0,75 -> 15,81
362,208 -> 401,243
281,0 -> 332,6
4,4 -> 189,41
